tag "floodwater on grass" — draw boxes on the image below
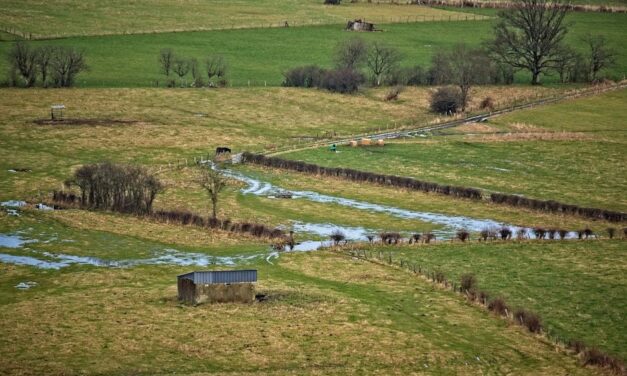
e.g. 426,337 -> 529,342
0,165 -> 578,270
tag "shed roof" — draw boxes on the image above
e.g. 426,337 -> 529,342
178,270 -> 257,284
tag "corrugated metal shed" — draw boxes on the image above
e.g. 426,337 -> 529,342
178,270 -> 257,284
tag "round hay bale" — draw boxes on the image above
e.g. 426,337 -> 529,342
360,138 -> 372,146
376,139 -> 384,146
349,140 -> 358,147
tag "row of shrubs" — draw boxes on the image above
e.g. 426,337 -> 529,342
363,251 -> 626,374
51,191 -> 287,241
490,193 -> 626,223
242,153 -> 626,223
242,152 -> 483,199
282,65 -> 365,94
456,273 -> 625,374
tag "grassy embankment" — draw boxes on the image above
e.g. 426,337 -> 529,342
360,240 -> 627,361
281,88 -> 627,211
0,12 -> 624,86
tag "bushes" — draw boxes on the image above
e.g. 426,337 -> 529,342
430,86 -> 463,114
242,152 -> 483,200
490,192 -> 626,222
283,66 -> 364,94
487,297 -> 509,316
65,162 -> 162,215
460,273 -> 477,292
282,65 -> 324,88
514,309 -> 542,333
456,229 -> 470,242
330,230 -> 346,245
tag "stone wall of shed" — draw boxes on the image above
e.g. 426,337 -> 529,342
196,283 -> 255,304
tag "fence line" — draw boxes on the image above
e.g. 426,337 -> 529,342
0,13 -> 488,41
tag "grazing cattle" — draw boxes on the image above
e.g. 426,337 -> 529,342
215,147 -> 232,154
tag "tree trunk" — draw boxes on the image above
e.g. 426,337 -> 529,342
531,71 -> 541,85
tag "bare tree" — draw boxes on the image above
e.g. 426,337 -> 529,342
158,48 -> 175,77
49,47 -> 87,87
8,42 -> 37,87
366,42 -> 401,86
553,45 -> 579,83
205,55 -> 227,86
189,58 -> 204,87
197,166 -> 227,219
582,34 -> 616,82
431,45 -> 492,111
35,45 -> 54,86
173,57 -> 189,85
487,0 -> 568,85
334,37 -> 368,70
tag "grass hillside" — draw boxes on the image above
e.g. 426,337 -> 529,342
281,88 -> 627,211
0,12 -> 624,87
368,240 -> 627,361
0,1 -> 475,38
0,225 -> 602,375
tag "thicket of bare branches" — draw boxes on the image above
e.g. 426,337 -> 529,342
65,162 -> 162,214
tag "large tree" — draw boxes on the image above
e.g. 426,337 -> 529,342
487,0 -> 568,85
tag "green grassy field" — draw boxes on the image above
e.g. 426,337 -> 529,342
281,88 -> 627,211
0,1 -> 475,38
365,240 -> 627,361
0,233 -> 603,374
0,12 -> 624,87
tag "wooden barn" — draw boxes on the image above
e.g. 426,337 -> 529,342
177,270 -> 257,305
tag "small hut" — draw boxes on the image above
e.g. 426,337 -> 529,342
346,19 -> 376,32
177,270 -> 257,304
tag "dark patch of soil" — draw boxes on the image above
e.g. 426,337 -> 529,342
33,118 -> 137,126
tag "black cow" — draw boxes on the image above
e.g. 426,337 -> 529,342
215,147 -> 232,155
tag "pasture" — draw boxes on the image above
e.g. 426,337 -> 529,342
365,240 -> 627,361
0,12 -> 625,86
281,88 -> 627,211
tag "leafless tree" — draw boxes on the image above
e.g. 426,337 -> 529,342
487,0 -> 568,85
8,41 -> 37,87
553,45 -> 579,83
367,42 -> 401,86
35,45 -> 54,86
197,166 -> 227,219
173,57 -> 189,85
205,55 -> 227,86
158,48 -> 175,77
189,58 -> 204,87
582,34 -> 616,82
49,47 -> 87,87
431,44 -> 492,111
334,37 -> 368,70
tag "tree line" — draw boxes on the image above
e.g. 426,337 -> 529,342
5,42 -> 87,88
158,49 -> 228,88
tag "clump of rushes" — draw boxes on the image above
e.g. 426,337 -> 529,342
533,227 -> 546,239
558,229 -> 569,240
582,348 -> 626,374
547,228 -> 557,240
